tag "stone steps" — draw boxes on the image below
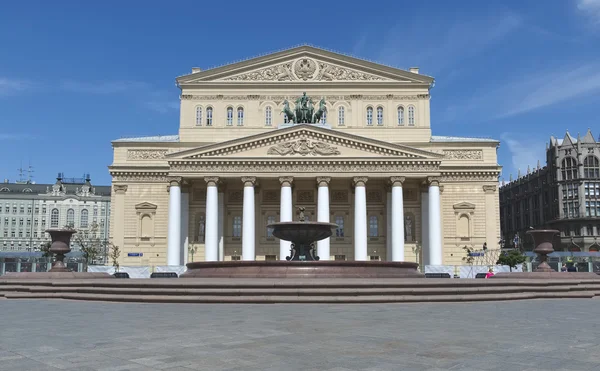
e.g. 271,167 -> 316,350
1,278 -> 600,303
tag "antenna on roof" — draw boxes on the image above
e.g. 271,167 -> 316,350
27,162 -> 34,183
17,162 -> 27,183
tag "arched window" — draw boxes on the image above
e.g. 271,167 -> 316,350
226,107 -> 233,126
584,156 -> 600,179
338,106 -> 345,126
320,110 -> 327,124
368,216 -> 378,237
140,214 -> 152,237
397,106 -> 405,126
562,157 -> 578,180
50,209 -> 59,228
195,106 -> 202,126
206,107 -> 213,126
457,214 -> 470,238
265,106 -> 272,126
80,209 -> 88,228
66,209 -> 74,227
408,105 -> 415,126
237,107 -> 244,126
366,107 -> 373,126
376,107 -> 384,126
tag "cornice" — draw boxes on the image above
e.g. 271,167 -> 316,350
441,171 -> 500,182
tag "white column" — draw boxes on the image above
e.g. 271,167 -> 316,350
391,177 -> 405,262
279,177 -> 293,260
242,177 -> 256,261
180,188 -> 189,265
218,191 -> 224,261
421,186 -> 429,266
317,177 -> 331,260
428,177 -> 443,265
167,177 -> 182,266
204,177 -> 219,262
353,177 -> 368,261
386,189 -> 392,261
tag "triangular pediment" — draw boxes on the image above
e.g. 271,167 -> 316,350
167,124 -> 443,160
177,46 -> 433,85
135,202 -> 157,211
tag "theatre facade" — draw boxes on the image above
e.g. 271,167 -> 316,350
109,46 -> 501,267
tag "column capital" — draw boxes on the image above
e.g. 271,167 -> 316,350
390,176 -> 405,187
483,185 -> 497,193
241,176 -> 257,187
427,176 -> 441,187
279,176 -> 294,187
167,176 -> 182,187
113,184 -> 128,194
316,177 -> 331,187
204,176 -> 220,187
352,176 -> 368,187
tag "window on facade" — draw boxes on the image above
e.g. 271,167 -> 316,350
206,107 -> 213,126
562,157 -> 578,180
26,218 -> 31,226
376,106 -> 383,126
564,201 -> 580,218
587,225 -> 594,236
366,107 -> 373,126
226,107 -> 233,126
335,216 -> 344,237
80,209 -> 88,228
338,106 -> 345,126
320,110 -> 327,124
563,183 -> 579,199
397,106 -> 404,126
586,201 -> 599,217
195,106 -> 202,126
237,107 -> 244,126
19,218 -> 23,226
232,216 -> 242,237
66,208 -> 75,227
265,106 -> 272,126
408,106 -> 415,126
50,209 -> 59,228
19,205 -> 24,213
266,215 -> 276,237
584,156 -> 600,178
369,216 -> 378,237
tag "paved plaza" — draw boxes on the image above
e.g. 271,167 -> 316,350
0,299 -> 599,371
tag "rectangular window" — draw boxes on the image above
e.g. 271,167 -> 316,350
232,216 -> 242,237
27,206 -> 31,214
231,255 -> 241,261
334,255 -> 346,261
266,215 -> 276,238
335,216 -> 344,237
19,205 -> 24,213
369,216 -> 378,237
12,206 -> 17,214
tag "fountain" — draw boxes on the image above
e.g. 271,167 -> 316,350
183,207 -> 422,278
528,229 -> 559,272
270,207 -> 337,261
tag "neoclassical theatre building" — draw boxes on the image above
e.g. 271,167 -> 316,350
109,46 -> 501,267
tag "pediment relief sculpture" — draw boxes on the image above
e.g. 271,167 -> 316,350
267,139 -> 341,156
222,58 -> 389,82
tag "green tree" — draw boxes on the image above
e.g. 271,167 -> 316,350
40,241 -> 52,258
109,243 -> 121,272
462,245 -> 475,265
70,222 -> 107,270
496,249 -> 527,272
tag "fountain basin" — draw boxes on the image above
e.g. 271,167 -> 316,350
182,260 -> 422,278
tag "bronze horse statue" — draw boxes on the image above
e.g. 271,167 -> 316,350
281,99 -> 296,123
312,98 -> 327,123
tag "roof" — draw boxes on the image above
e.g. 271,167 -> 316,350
431,135 -> 499,143
0,182 -> 111,197
113,135 -> 180,143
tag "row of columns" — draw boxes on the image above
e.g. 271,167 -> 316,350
167,176 -> 443,265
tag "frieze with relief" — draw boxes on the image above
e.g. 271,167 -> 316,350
443,150 -> 483,160
127,150 -> 169,160
170,161 -> 440,173
267,139 -> 341,156
222,58 -> 389,82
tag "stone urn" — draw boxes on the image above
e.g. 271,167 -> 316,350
46,229 -> 77,272
526,229 -> 559,272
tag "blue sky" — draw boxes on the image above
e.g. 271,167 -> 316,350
1,0 -> 600,185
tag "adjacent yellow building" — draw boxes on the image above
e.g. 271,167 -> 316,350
109,46 -> 501,267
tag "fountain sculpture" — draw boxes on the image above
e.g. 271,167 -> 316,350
527,229 -> 559,272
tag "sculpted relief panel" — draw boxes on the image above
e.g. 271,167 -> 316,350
127,150 -> 169,160
443,150 -> 483,160
222,58 -> 389,82
267,139 -> 341,156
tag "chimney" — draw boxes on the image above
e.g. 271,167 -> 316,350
191,67 -> 201,73
409,67 -> 419,74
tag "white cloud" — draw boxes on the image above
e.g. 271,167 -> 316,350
60,80 -> 150,94
501,133 -> 547,177
577,0 -> 600,24
0,78 -> 34,96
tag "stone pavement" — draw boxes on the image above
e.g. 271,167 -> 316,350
0,299 -> 598,371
